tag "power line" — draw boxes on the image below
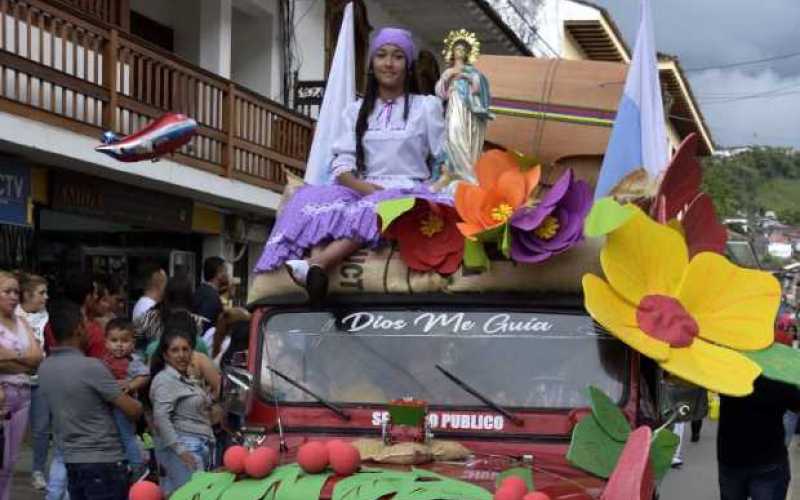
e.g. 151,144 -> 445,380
490,0 -> 559,57
684,51 -> 800,73
695,80 -> 800,98
700,89 -> 800,105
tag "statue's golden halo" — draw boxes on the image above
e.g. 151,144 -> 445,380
442,29 -> 481,64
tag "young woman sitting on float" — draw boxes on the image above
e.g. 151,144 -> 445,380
254,28 -> 447,299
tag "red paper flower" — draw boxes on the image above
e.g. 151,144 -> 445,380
384,201 -> 464,275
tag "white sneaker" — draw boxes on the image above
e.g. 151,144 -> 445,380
285,259 -> 310,285
31,470 -> 47,490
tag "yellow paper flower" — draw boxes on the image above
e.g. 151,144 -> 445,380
582,206 -> 780,396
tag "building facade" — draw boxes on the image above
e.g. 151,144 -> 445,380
0,0 -> 714,308
0,0 -> 313,306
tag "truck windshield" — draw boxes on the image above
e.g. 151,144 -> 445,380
260,309 -> 627,409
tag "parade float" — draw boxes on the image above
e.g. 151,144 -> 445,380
161,15 -> 799,500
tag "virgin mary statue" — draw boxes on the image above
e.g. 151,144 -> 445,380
434,29 -> 492,188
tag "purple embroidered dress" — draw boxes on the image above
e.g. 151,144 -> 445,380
255,94 -> 448,272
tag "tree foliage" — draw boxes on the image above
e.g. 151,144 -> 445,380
702,147 -> 800,224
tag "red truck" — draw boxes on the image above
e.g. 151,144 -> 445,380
223,290 -> 662,499
216,56 -> 700,498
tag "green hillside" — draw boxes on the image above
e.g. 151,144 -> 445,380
702,147 -> 800,224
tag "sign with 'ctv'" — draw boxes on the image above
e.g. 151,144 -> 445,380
0,164 -> 30,226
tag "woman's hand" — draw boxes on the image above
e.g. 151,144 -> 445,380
362,183 -> 384,195
337,173 -> 384,196
0,345 -> 18,362
443,67 -> 461,83
179,451 -> 197,470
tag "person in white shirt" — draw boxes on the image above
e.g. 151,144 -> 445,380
254,27 -> 448,301
15,272 -> 49,491
205,307 -> 250,367
133,265 -> 166,322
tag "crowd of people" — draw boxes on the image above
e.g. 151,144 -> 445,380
0,256 -> 250,500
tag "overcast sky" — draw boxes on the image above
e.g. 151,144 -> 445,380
587,0 -> 800,150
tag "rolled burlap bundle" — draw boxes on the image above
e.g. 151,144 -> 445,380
351,438 -> 472,465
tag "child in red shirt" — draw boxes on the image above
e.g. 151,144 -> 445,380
101,319 -> 149,479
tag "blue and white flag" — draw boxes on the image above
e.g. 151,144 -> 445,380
303,2 -> 356,185
594,0 -> 668,199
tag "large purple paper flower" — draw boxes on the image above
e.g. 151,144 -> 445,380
510,168 -> 592,263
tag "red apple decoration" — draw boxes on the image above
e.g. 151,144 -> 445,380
129,480 -> 163,500
245,446 -> 279,478
494,484 -> 525,500
523,493 -> 552,500
327,440 -> 361,476
223,445 -> 249,474
500,476 -> 528,497
297,441 -> 329,474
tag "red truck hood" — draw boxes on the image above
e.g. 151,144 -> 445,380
260,434 -> 605,499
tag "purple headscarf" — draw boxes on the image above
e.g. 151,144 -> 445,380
369,27 -> 416,67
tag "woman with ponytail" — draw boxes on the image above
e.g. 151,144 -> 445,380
255,27 -> 446,299
15,272 -> 51,490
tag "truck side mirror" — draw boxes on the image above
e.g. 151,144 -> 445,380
656,370 -> 708,424
222,364 -> 254,417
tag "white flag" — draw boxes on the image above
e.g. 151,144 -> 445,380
595,0 -> 668,199
303,2 -> 356,185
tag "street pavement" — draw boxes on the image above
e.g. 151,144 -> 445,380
9,420 -> 800,499
660,420 -> 800,499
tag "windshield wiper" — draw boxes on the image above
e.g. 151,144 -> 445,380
435,364 -> 523,426
267,366 -> 350,421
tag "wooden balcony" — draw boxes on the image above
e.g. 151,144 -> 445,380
0,0 -> 313,192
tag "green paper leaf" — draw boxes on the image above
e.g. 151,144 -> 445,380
588,386 -> 631,443
509,149 -> 540,170
332,468 -> 490,500
584,197 -> 635,238
172,472 -> 236,500
275,470 -> 331,500
744,343 -> 800,386
220,478 -> 277,500
499,223 -> 511,259
567,414 -> 625,479
476,225 -> 503,243
377,197 -> 416,231
495,467 -> 534,491
464,239 -> 490,271
650,428 -> 680,480
220,464 -> 303,500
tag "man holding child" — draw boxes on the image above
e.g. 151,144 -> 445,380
39,301 -> 143,500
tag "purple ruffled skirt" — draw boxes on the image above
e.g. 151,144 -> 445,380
254,184 -> 451,272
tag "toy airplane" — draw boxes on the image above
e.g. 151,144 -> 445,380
95,112 -> 198,162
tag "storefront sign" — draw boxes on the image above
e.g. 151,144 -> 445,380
51,171 -> 192,232
0,164 -> 30,226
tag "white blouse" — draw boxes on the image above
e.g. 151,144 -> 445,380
330,94 -> 445,189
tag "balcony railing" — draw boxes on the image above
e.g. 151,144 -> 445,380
52,0 -> 129,30
0,0 -> 313,192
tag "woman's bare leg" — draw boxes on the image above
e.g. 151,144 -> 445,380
309,239 -> 361,271
285,239 -> 362,289
284,239 -> 361,301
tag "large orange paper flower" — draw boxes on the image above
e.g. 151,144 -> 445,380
455,150 -> 541,239
582,206 -> 780,396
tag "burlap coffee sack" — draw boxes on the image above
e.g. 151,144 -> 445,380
248,245 -> 449,305
445,238 -> 603,294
